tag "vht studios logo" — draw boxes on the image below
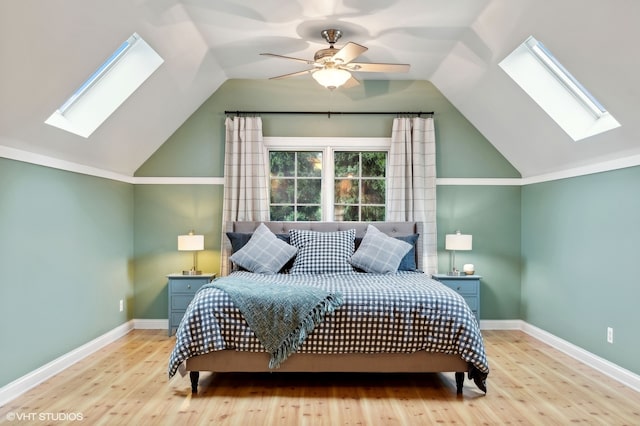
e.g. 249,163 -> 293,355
5,411 -> 84,422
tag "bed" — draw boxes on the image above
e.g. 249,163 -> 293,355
168,221 -> 489,395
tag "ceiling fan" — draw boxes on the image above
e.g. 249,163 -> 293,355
260,29 -> 410,90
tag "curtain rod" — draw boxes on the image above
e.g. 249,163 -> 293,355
224,110 -> 433,118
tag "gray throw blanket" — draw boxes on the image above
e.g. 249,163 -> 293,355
212,276 -> 343,369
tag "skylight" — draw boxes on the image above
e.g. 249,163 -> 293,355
45,33 -> 164,138
499,36 -> 620,141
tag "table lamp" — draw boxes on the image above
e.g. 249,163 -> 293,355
178,230 -> 204,275
445,230 -> 472,276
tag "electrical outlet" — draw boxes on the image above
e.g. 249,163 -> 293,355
119,299 -> 124,312
607,327 -> 613,344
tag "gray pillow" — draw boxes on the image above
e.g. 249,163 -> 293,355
229,223 -> 297,274
350,225 -> 412,274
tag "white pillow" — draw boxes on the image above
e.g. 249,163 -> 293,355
229,223 -> 297,274
350,225 -> 412,274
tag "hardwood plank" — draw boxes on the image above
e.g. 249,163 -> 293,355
1,330 -> 639,425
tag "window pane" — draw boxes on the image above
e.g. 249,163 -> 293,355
298,179 -> 321,204
270,205 -> 294,221
297,206 -> 321,221
270,152 -> 295,177
362,206 -> 385,221
335,179 -> 358,203
270,178 -> 294,203
362,152 -> 386,177
298,152 -> 322,177
336,205 -> 359,221
335,152 -> 359,177
362,179 -> 385,204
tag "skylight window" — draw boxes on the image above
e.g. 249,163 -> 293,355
499,36 -> 620,141
45,33 -> 163,138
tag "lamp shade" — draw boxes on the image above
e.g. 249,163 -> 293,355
445,232 -> 472,251
312,68 -> 351,89
178,233 -> 204,251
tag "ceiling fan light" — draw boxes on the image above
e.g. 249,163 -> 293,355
312,68 -> 351,89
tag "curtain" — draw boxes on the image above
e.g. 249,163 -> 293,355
220,116 -> 268,275
387,117 -> 437,275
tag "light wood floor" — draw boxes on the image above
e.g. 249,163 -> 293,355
1,330 -> 638,425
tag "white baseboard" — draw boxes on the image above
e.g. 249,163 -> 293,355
480,319 -> 524,330
521,322 -> 640,393
2,319 -> 637,407
482,319 -> 640,393
133,319 -> 168,330
0,321 -> 134,407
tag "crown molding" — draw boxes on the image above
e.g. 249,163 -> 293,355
3,144 -> 639,186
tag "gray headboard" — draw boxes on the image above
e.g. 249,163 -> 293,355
223,221 -> 424,273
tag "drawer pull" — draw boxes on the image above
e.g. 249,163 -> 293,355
187,284 -> 191,289
457,286 -> 461,291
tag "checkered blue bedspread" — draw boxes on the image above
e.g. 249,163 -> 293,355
168,271 -> 489,378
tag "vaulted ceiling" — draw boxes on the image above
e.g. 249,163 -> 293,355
1,0 -> 638,178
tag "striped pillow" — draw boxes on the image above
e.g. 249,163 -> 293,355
350,225 -> 412,274
229,223 -> 297,274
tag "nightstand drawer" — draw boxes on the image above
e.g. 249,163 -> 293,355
442,280 -> 477,295
171,279 -> 209,294
171,312 -> 187,326
431,274 -> 481,323
462,296 -> 478,311
167,273 -> 215,336
171,294 -> 197,310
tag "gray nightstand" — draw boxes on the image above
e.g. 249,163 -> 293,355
432,274 -> 481,323
167,273 -> 215,336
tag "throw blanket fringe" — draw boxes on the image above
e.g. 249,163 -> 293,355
211,277 -> 343,369
269,292 -> 343,369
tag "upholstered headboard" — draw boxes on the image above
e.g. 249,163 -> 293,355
222,221 -> 424,274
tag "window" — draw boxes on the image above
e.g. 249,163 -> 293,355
334,151 -> 386,221
499,35 -> 620,141
269,151 -> 323,221
266,138 -> 390,221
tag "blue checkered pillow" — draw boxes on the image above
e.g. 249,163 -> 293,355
289,229 -> 356,275
229,223 -> 297,274
350,225 -> 413,274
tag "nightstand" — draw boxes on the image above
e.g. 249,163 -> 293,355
167,273 -> 215,336
432,274 -> 481,323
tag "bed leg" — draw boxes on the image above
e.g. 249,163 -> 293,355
455,372 -> 464,394
190,371 -> 199,394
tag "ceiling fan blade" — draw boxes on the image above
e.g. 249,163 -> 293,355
268,69 -> 315,80
260,53 -> 314,65
341,75 -> 360,89
332,42 -> 368,64
347,62 -> 410,73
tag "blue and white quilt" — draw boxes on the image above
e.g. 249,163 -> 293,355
168,271 -> 489,379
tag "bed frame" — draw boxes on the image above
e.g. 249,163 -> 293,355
185,221 -> 470,394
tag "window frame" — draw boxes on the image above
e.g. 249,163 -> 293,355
264,137 -> 391,221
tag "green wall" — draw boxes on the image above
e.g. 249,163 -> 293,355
133,79 -> 521,319
0,158 -> 133,387
438,186 -> 521,320
136,79 -> 519,179
133,184 -> 223,318
522,167 -> 640,374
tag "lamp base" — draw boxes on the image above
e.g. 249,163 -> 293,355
182,270 -> 202,275
447,270 -> 462,276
